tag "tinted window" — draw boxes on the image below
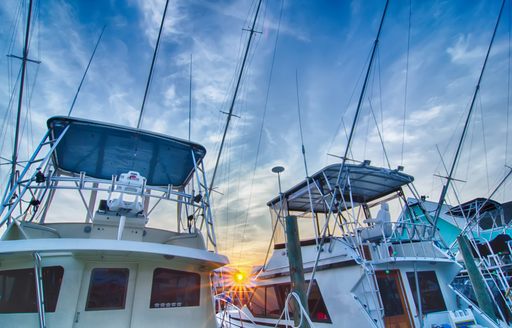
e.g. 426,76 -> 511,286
86,268 -> 129,311
376,273 -> 404,316
248,286 -> 265,316
307,280 -> 330,322
265,285 -> 281,318
150,268 -> 200,308
407,271 -> 447,314
247,281 -> 331,323
0,266 -> 64,313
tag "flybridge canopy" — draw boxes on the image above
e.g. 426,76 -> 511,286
448,198 -> 502,218
267,163 -> 414,213
47,116 -> 206,187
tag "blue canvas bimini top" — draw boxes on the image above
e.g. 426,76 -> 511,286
267,163 -> 414,213
47,116 -> 206,187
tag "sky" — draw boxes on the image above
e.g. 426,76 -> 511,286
0,0 -> 511,270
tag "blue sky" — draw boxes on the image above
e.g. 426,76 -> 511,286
1,0 -> 511,268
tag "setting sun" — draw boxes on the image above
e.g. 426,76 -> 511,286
233,271 -> 247,285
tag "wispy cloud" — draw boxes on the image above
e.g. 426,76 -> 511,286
0,0 -> 510,270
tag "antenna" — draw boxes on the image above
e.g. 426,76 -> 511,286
271,166 -> 285,195
295,70 -> 319,246
67,25 -> 107,117
137,0 -> 170,129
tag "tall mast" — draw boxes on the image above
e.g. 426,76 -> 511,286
209,0 -> 263,193
10,0 -> 34,191
433,0 -> 506,226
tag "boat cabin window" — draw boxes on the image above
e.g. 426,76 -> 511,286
0,266 -> 64,313
86,268 -> 129,311
249,285 -> 266,317
247,280 -> 331,323
150,268 -> 200,308
406,271 -> 446,314
376,272 -> 405,317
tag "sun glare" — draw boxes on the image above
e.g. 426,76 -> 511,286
233,271 -> 247,285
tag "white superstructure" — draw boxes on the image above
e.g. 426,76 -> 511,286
0,116 -> 228,327
220,162 -> 498,328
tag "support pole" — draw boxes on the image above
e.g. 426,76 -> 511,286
33,252 -> 46,328
457,235 -> 497,322
285,215 -> 310,328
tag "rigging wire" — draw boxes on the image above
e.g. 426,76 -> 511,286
478,96 -> 491,193
294,69 -> 320,246
232,0 -> 272,263
464,114 -> 477,184
5,1 -> 23,94
368,97 -> 391,168
326,49 -> 372,162
306,0 -> 390,299
433,0 -> 506,225
207,9 -> 251,169
505,0 -> 512,200
237,0 -> 285,265
401,0 -> 412,166
435,144 -> 464,229
188,53 -> 192,141
376,39 -> 385,166
337,0 -> 390,181
363,53 -> 378,160
4,1 -> 23,96
10,0 -> 35,192
208,0 -> 264,194
19,63 -> 40,158
0,68 -> 22,158
208,0 -> 267,262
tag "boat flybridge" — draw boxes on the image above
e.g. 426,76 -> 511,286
0,116 -> 228,327
221,162 -> 497,328
407,197 -> 512,325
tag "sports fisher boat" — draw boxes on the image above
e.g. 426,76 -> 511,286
220,162 -> 498,328
0,116 -> 228,327
402,197 -> 512,325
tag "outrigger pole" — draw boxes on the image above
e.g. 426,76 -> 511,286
67,25 -> 107,117
307,0 -> 390,298
433,0 -> 506,227
209,0 -> 263,193
137,0 -> 170,129
336,0 -> 389,173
